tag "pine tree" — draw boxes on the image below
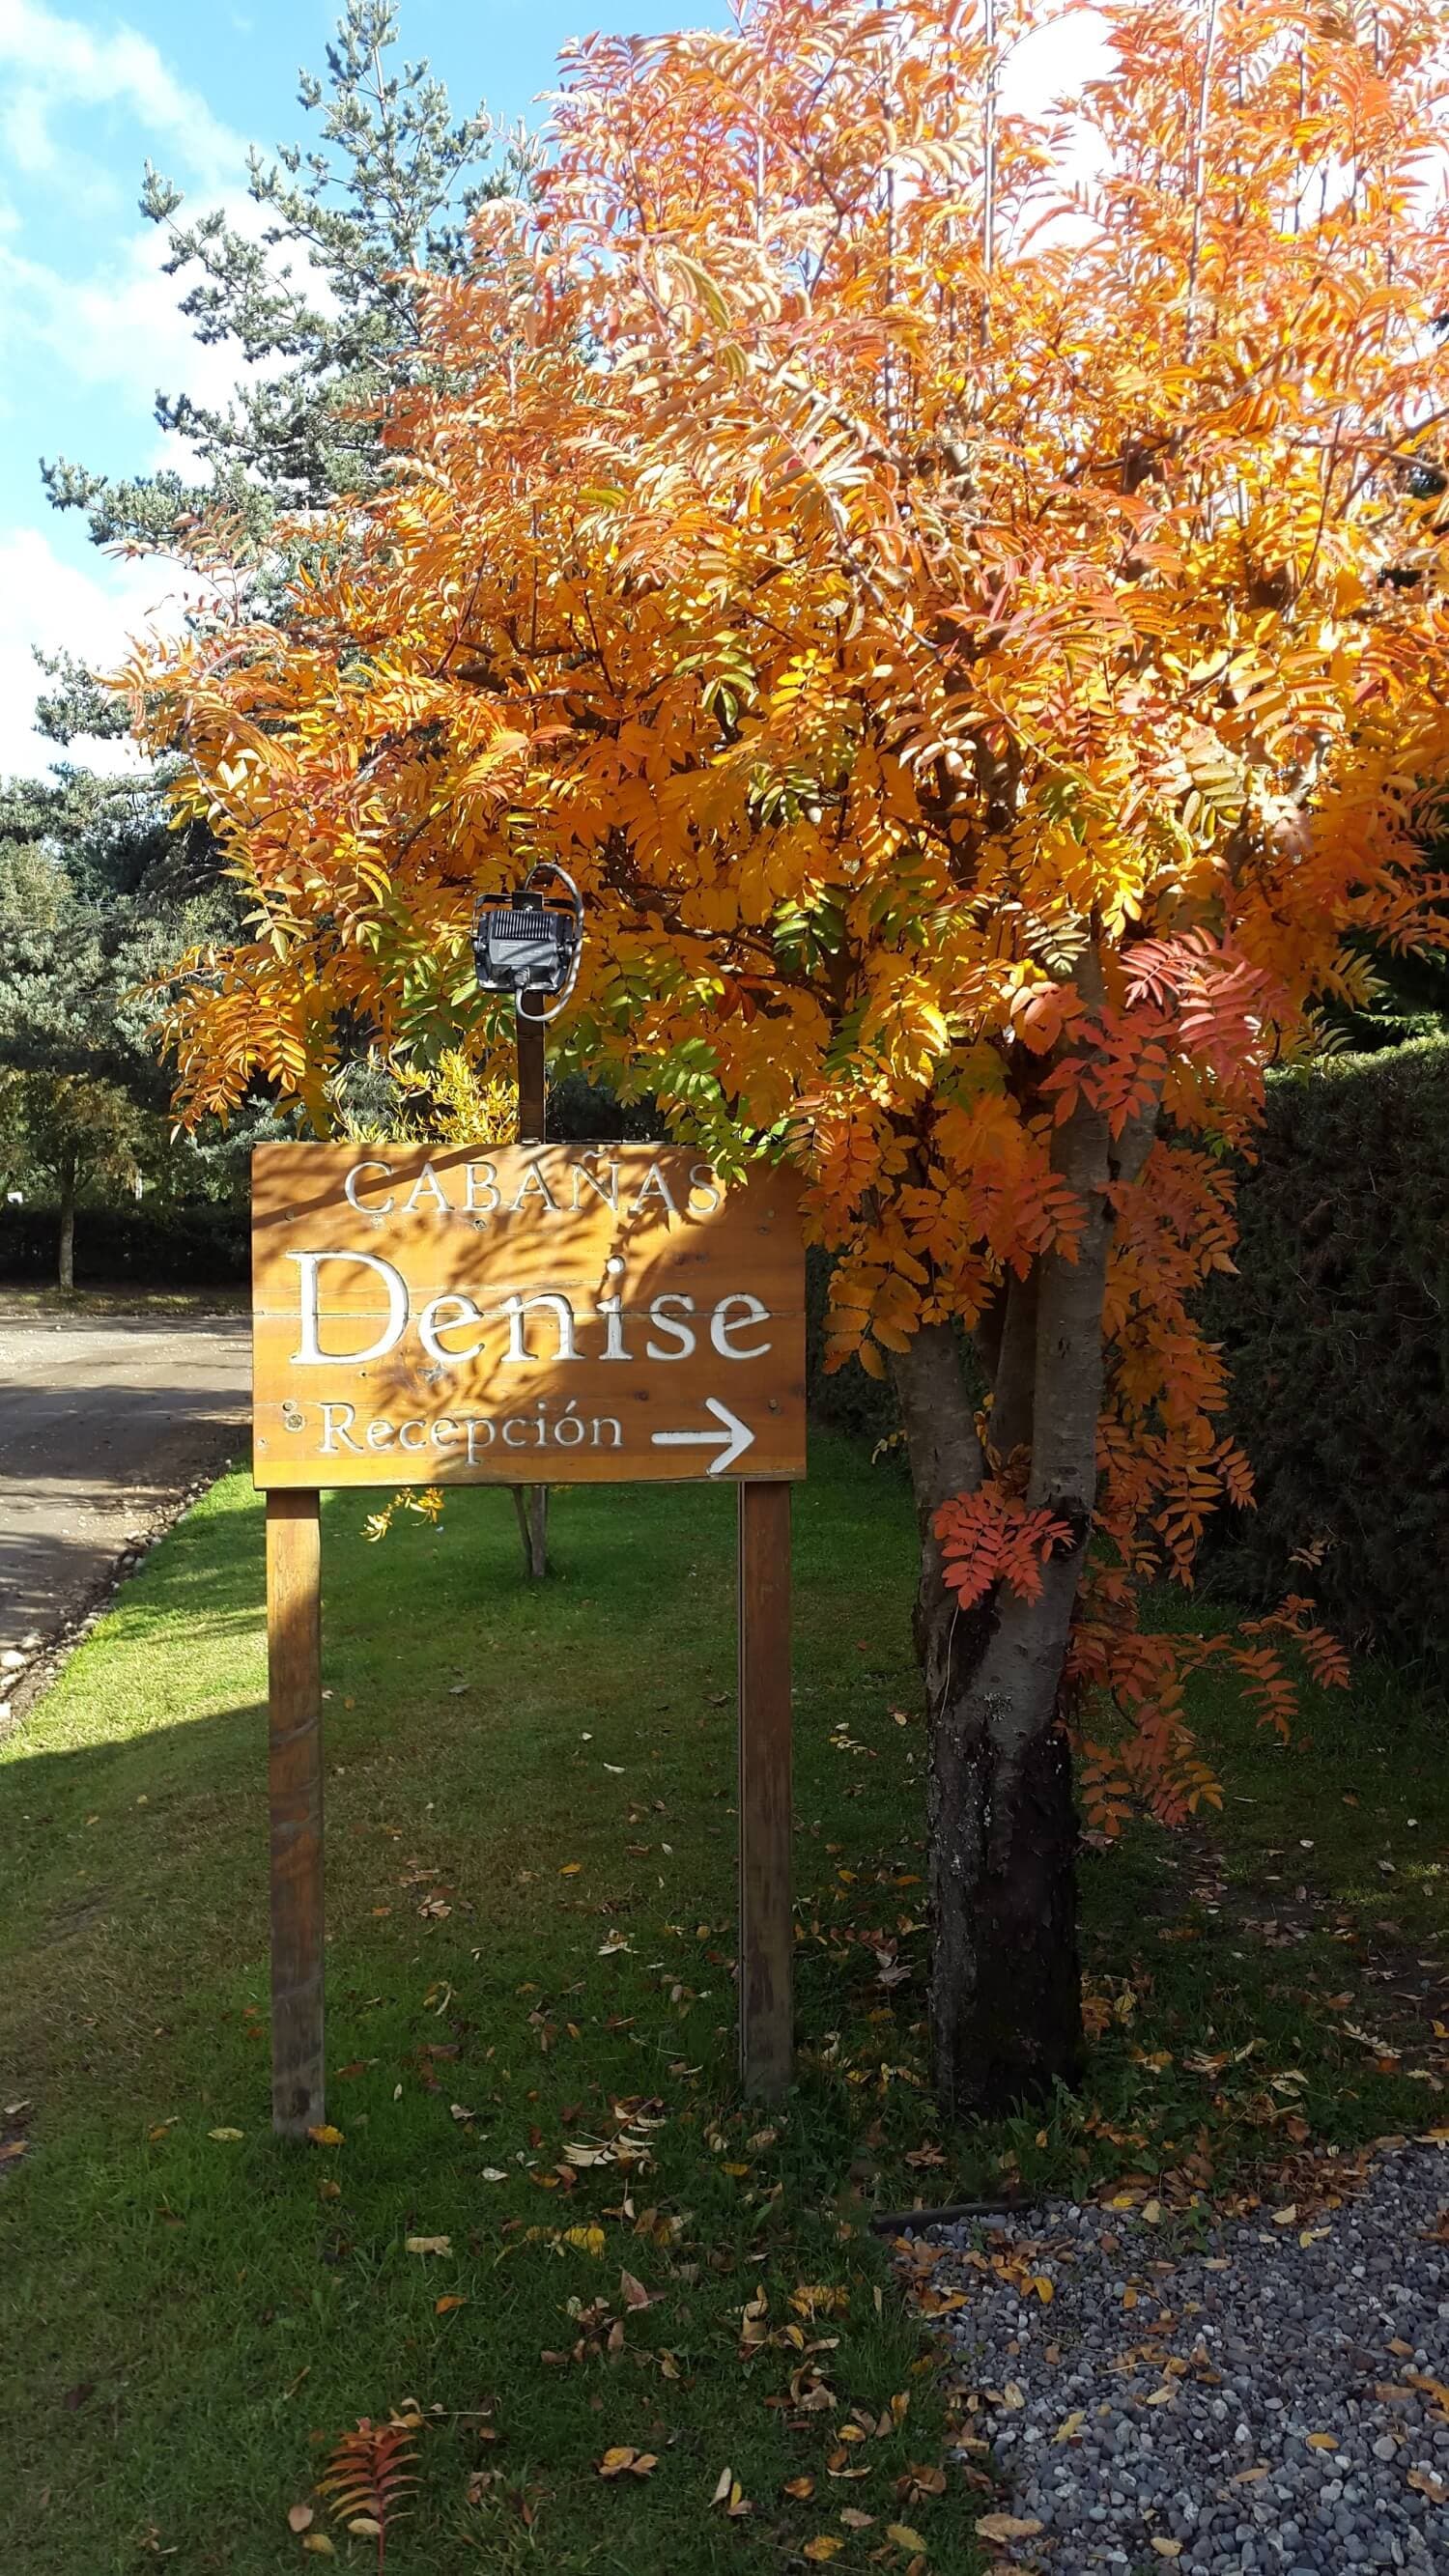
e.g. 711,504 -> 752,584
41,0 -> 518,554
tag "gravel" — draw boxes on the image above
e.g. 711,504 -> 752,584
913,2142 -> 1449,2573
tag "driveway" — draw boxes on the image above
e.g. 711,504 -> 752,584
0,1307 -> 250,1662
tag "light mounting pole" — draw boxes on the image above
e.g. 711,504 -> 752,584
471,864 -> 584,1577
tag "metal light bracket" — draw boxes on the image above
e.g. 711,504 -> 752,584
471,862 -> 583,1024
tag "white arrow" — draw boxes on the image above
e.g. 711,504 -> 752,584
651,1397 -> 755,1476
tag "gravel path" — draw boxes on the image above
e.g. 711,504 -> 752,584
913,2142 -> 1449,2573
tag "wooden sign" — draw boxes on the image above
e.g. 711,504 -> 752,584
252,1140 -> 803,2137
252,1144 -> 805,1488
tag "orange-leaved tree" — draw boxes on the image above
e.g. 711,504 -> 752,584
130,0 -> 1449,2116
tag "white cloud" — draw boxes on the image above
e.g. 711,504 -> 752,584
0,222 -> 247,419
0,0 -> 243,180
0,526 -> 189,777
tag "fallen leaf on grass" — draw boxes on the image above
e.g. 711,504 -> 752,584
300,2536 -> 335,2557
406,2235 -> 452,2256
781,2474 -> 814,2501
1,2139 -> 29,2162
598,2447 -> 656,2479
791,2283 -> 851,2320
709,2466 -> 753,2516
307,2125 -> 344,2148
481,2166 -> 508,2183
977,2515 -> 1044,2544
561,2224 -> 606,2258
619,2269 -> 652,2308
209,2127 -> 244,2142
803,2540 -> 844,2563
887,2524 -> 927,2551
840,2507 -> 874,2530
286,2505 -> 315,2534
436,2296 -> 468,2315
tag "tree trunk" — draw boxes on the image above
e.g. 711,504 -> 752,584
893,1081 -> 1117,2122
57,1150 -> 77,1293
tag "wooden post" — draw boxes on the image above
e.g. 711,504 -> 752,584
267,1489 -> 325,2137
737,1480 -> 793,2100
513,998 -> 550,1575
516,997 -> 546,1146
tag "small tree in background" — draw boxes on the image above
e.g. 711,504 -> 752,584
132,0 -> 1449,2118
0,1072 -> 143,1290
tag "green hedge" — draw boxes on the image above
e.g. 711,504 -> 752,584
1210,1038 -> 1449,1666
0,1199 -> 248,1288
805,1248 -> 904,1451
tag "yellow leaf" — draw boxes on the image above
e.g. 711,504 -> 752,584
436,2295 -> 468,2315
1306,2431 -> 1337,2450
1151,2544 -> 1183,2562
406,2235 -> 452,2255
209,2127 -> 244,2142
803,2540 -> 843,2563
562,2224 -> 606,2258
347,2519 -> 382,2539
307,2125 -> 344,2148
300,2537 -> 335,2558
888,2525 -> 927,2551
1032,2275 -> 1054,2304
782,2474 -> 814,2500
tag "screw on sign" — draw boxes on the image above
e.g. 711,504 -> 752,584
253,1142 -> 806,2135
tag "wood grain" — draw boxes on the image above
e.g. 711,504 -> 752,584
252,1144 -> 806,1487
267,1489 -> 325,2137
737,1480 -> 793,2101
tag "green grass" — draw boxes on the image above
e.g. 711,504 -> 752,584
1,1432 -> 1445,2576
0,1284 -> 248,1315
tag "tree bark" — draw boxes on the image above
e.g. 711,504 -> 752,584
893,1083 -> 1115,2122
57,1149 -> 76,1293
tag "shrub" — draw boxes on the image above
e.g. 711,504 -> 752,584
1209,1038 -> 1449,1667
0,1199 -> 247,1288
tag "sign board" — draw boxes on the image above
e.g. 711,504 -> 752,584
252,1144 -> 806,1489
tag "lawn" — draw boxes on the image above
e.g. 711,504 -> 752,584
1,1430 -> 1444,2575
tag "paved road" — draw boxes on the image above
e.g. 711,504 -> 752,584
0,1310 -> 250,1657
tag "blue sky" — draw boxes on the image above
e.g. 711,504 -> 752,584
0,0 -> 725,773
